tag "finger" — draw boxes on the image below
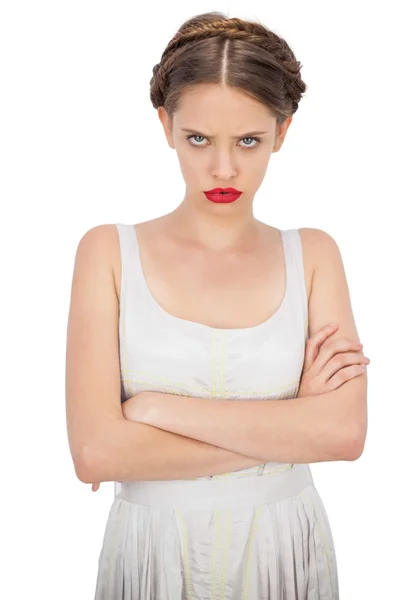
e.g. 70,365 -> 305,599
304,324 -> 338,370
316,338 -> 364,372
325,363 -> 367,391
320,351 -> 369,382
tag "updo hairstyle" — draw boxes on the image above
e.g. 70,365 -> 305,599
150,11 -> 307,126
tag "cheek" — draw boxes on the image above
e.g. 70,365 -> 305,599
257,154 -> 273,175
177,152 -> 205,179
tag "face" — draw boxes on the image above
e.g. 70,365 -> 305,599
158,84 -> 292,211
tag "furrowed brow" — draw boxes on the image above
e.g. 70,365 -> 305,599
181,128 -> 268,139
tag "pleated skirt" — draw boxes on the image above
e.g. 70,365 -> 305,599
94,463 -> 339,599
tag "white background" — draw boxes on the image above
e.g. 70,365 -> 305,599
1,1 -> 398,598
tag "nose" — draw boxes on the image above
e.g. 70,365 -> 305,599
211,151 -> 238,180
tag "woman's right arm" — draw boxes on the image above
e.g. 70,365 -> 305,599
66,225 -> 263,486
86,416 -> 265,483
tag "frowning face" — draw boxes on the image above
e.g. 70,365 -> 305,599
158,83 -> 292,212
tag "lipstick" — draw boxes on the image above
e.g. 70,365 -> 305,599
203,187 -> 242,204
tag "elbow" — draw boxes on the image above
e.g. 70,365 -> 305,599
340,429 -> 367,462
348,419 -> 368,460
74,445 -> 100,484
75,417 -> 131,483
349,436 -> 367,461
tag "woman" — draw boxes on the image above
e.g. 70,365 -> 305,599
66,11 -> 370,599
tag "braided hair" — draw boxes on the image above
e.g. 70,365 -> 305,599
150,11 -> 307,126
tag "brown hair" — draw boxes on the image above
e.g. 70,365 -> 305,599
150,11 -> 307,127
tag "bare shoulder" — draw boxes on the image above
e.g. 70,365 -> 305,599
77,223 -> 120,262
298,227 -> 362,343
78,223 -> 122,299
297,226 -> 336,281
295,227 -> 328,306
298,226 -> 339,252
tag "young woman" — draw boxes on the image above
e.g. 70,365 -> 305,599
66,11 -> 369,599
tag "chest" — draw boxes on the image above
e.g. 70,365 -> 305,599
114,221 -> 311,401
113,221 -> 313,330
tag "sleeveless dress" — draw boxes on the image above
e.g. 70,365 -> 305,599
94,223 -> 340,599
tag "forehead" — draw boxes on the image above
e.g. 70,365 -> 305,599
175,84 -> 275,130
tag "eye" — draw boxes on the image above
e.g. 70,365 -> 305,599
186,135 -> 262,150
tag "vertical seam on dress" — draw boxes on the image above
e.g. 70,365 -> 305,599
212,509 -> 221,600
299,490 -> 333,593
220,505 -> 231,600
175,510 -> 192,600
242,505 -> 264,600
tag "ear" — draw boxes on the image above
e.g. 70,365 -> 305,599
272,116 -> 293,153
158,107 -> 175,149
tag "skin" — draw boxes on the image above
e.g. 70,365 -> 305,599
91,83 -> 293,491
157,83 -> 293,250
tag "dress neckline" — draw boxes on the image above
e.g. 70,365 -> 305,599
131,224 -> 290,333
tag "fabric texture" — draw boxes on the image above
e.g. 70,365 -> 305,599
93,223 -> 340,599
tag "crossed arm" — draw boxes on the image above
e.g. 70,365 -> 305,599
87,382 -> 364,485
86,228 -> 367,485
122,386 -> 362,465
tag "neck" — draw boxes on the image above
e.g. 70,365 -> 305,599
164,197 -> 261,252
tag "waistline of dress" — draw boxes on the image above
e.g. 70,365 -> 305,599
117,463 -> 314,509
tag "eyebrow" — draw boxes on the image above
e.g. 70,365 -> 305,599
181,128 -> 268,138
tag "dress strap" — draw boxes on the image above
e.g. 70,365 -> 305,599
283,229 -> 309,340
114,223 -> 144,307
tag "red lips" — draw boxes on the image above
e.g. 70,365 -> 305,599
204,187 -> 242,193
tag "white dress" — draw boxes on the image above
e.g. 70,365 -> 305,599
94,223 -> 340,599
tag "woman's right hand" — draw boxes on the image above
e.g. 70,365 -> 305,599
298,324 -> 370,398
